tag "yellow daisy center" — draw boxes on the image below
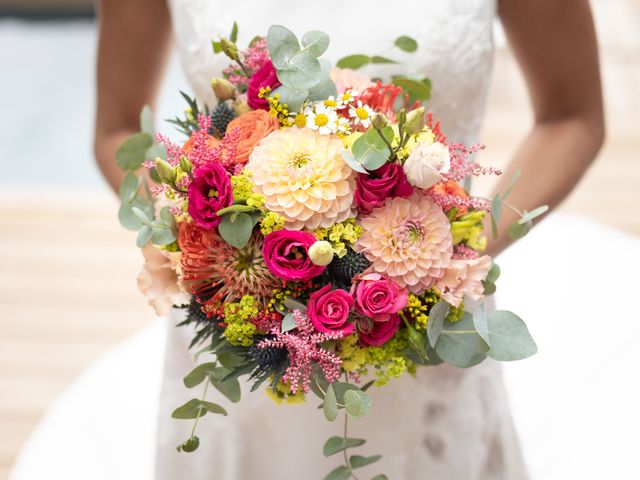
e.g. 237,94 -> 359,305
355,107 -> 369,120
294,113 -> 306,128
324,99 -> 338,108
314,113 -> 330,127
341,93 -> 352,102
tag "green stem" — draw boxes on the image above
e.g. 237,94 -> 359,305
190,379 -> 210,438
374,127 -> 396,161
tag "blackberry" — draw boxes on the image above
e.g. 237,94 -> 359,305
209,102 -> 237,136
327,247 -> 371,288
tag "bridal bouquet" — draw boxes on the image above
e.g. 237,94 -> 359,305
117,23 -> 544,480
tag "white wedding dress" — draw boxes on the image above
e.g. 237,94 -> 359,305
154,1 -> 528,479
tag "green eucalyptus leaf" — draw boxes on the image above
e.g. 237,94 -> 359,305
119,172 -> 141,203
323,384 -> 338,422
116,132 -> 153,171
502,169 -> 521,200
272,85 -> 308,113
183,362 -> 217,388
277,52 -> 322,89
136,225 -> 153,248
518,205 -> 549,225
284,297 -> 307,312
490,193 -> 502,239
435,312 -> 489,368
352,130 -> 390,171
146,142 -> 167,161
323,436 -> 366,456
427,300 -> 450,348
473,303 -> 489,344
140,105 -> 154,135
132,206 -> 151,225
267,25 -> 300,70
171,399 -> 206,419
216,352 -> 244,369
281,313 -> 297,332
344,389 -> 372,418
119,201 -> 153,231
301,30 -> 330,57
350,454 -> 382,469
336,54 -> 371,69
340,149 -> 369,174
507,220 -> 532,240
218,212 -> 254,249
151,223 -> 177,246
394,35 -> 418,52
177,436 -> 200,452
482,281 -> 497,295
323,465 -> 351,480
486,263 -> 501,284
332,382 -> 360,405
372,475 -> 389,480
199,400 -> 228,415
310,368 -> 329,399
371,55 -> 397,64
486,310 -> 538,361
308,74 -> 338,101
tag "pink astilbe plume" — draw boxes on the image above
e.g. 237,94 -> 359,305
427,189 -> 492,213
453,243 -> 480,260
444,143 -> 502,183
257,310 -> 344,394
223,38 -> 270,87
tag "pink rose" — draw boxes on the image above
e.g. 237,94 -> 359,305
247,60 -> 281,111
355,162 -> 413,214
308,284 -> 354,335
353,273 -> 408,322
436,255 -> 492,307
187,162 -> 233,229
262,229 -> 325,282
359,314 -> 401,347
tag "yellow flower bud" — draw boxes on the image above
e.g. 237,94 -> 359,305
155,158 -> 177,184
371,113 -> 389,130
220,38 -> 238,61
233,98 -> 251,116
179,155 -> 192,175
404,107 -> 426,135
211,78 -> 236,101
308,240 -> 334,266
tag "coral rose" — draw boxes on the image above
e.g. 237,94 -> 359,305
183,133 -> 220,153
187,161 -> 233,229
262,229 -> 325,282
359,314 -> 401,347
308,284 -> 354,335
353,273 -> 408,322
355,162 -> 413,214
225,109 -> 280,164
247,60 -> 281,111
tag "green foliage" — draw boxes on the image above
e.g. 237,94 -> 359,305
217,212 -> 254,249
426,300 -> 450,348
171,398 -> 228,419
371,55 -> 396,64
323,436 -> 366,456
350,454 -> 381,469
340,149 -> 369,174
435,312 -> 490,368
324,466 -> 351,480
230,21 -> 238,43
372,475 -> 389,480
352,127 -> 393,171
176,436 -> 200,453
391,77 -> 431,103
394,35 -> 418,52
486,310 -> 538,361
281,313 -> 297,332
507,220 -> 532,240
337,54 -> 372,69
343,389 -> 372,418
323,384 -> 338,421
519,205 -> 549,224
116,132 -> 153,171
183,362 -> 217,388
482,262 -> 501,295
209,366 -> 242,403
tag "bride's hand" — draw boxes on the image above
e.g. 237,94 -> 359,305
94,0 -> 173,193
487,0 -> 605,257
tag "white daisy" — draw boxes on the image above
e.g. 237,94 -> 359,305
306,105 -> 340,135
337,90 -> 358,107
348,100 -> 375,128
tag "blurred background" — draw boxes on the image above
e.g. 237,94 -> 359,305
0,0 -> 638,479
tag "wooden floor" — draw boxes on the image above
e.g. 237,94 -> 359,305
1,2 -> 638,478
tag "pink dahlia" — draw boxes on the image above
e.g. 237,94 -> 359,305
354,193 -> 453,293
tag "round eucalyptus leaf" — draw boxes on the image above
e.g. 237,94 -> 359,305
116,132 -> 153,171
218,212 -> 254,249
435,313 -> 489,368
344,389 -> 372,418
486,310 -> 538,361
136,225 -> 153,248
272,85 -> 308,112
118,172 -> 141,203
301,30 -> 330,57
323,384 -> 338,422
323,436 -> 366,457
267,25 -> 300,69
139,105 -> 154,135
394,35 -> 418,52
518,205 -> 549,224
427,300 -> 450,348
323,465 -> 351,480
392,77 -> 431,102
336,54 -> 371,69
350,454 -> 382,469
371,55 -> 397,64
507,220 -> 532,240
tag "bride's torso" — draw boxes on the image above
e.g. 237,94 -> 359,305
167,0 -> 497,144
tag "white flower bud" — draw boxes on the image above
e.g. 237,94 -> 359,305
308,241 -> 334,266
403,141 -> 451,190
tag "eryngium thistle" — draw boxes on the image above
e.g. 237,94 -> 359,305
209,102 -> 237,136
327,247 -> 371,287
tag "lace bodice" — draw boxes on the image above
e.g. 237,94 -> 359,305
167,0 -> 497,144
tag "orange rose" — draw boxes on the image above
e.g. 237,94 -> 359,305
182,133 -> 220,153
432,180 -> 470,216
226,110 -> 280,164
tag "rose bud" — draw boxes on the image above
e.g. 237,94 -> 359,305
308,240 -> 334,266
155,158 -> 177,184
404,106 -> 426,135
211,78 -> 236,101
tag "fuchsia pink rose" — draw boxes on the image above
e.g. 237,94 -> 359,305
353,273 -> 408,322
247,60 -> 281,111
359,314 -> 401,347
308,284 -> 354,335
355,162 -> 414,214
187,161 -> 233,229
262,229 -> 325,282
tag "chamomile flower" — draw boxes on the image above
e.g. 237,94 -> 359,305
323,96 -> 339,108
336,116 -> 350,134
306,104 -> 340,135
349,100 -> 375,128
338,90 -> 357,107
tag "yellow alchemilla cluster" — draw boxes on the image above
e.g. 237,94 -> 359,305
260,211 -> 286,235
314,219 -> 364,258
230,172 -> 255,202
451,211 -> 488,251
404,290 -> 441,330
263,90 -> 293,127
392,125 -> 436,160
338,335 -> 367,372
447,302 -> 465,323
223,295 -> 259,347
264,379 -> 306,405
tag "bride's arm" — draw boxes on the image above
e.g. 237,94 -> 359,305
94,0 -> 173,192
488,0 -> 605,255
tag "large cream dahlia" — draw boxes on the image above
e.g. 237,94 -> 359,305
355,193 -> 453,293
246,128 -> 355,229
